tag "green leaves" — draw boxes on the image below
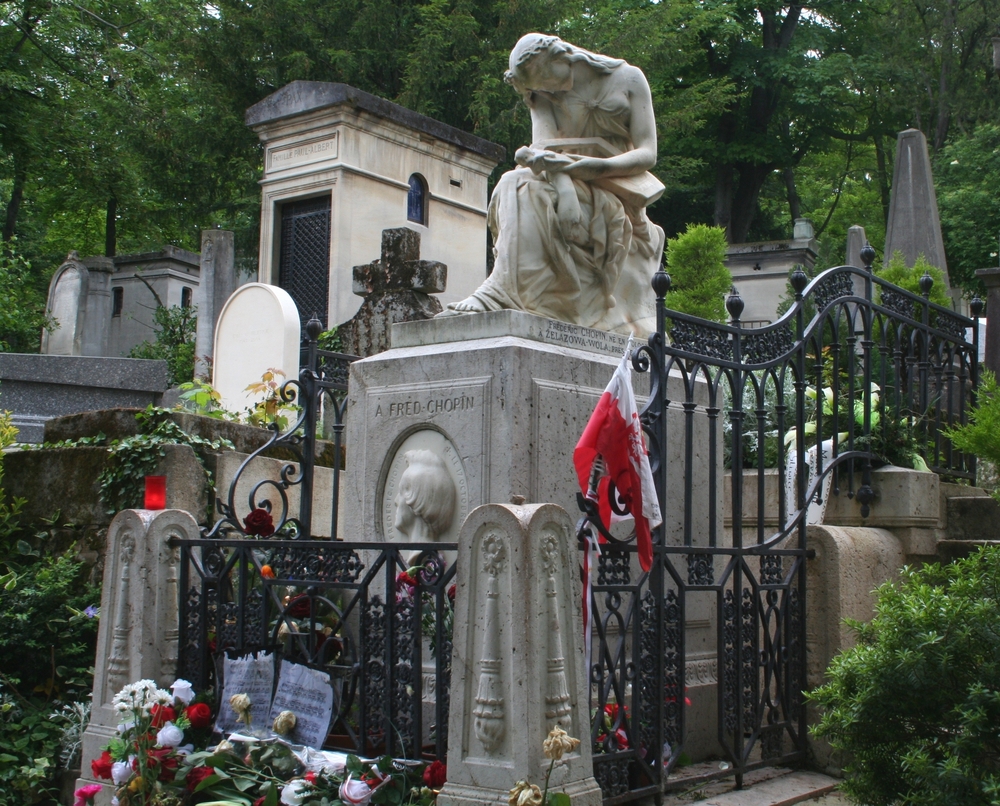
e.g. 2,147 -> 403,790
809,546 -> 1000,806
664,223 -> 731,323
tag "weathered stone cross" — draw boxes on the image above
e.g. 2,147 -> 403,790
338,227 -> 448,357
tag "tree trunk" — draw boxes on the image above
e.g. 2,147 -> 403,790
105,196 -> 117,257
933,1 -> 955,152
784,166 -> 801,224
728,163 -> 773,244
2,166 -> 24,242
874,135 -> 891,230
714,165 -> 734,238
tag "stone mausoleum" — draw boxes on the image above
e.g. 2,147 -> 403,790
245,81 -> 505,329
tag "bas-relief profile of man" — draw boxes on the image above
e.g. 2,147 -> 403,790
393,449 -> 458,542
441,33 -> 665,336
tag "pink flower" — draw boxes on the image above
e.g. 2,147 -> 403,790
74,784 -> 103,806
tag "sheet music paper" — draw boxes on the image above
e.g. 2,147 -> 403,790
215,651 -> 275,734
268,660 -> 334,748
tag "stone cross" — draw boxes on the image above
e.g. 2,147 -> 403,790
337,228 -> 447,357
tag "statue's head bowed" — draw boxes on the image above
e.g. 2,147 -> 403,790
504,33 -> 624,96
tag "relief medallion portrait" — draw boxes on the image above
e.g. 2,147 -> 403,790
380,429 -> 469,543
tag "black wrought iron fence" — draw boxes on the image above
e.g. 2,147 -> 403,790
579,247 -> 982,799
174,317 -> 454,761
174,538 -> 456,760
203,317 -> 357,541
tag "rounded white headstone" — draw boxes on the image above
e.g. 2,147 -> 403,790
212,283 -> 301,415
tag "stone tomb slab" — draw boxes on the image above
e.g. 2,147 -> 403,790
342,310 -> 721,548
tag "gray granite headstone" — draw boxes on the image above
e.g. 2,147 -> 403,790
194,229 -> 238,378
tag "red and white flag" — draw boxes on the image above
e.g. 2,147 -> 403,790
574,347 -> 662,571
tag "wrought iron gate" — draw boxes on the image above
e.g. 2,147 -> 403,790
279,195 -> 331,329
580,250 -> 981,799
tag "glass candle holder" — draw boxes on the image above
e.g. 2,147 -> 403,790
144,476 -> 167,510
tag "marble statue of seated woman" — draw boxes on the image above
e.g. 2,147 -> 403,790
440,33 -> 665,336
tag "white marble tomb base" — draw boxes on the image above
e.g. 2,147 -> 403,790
341,309 -> 721,546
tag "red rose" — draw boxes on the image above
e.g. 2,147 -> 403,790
396,571 -> 417,591
185,702 -> 212,729
244,508 -> 275,537
447,583 -> 456,602
150,704 -> 176,728
423,760 -> 446,789
186,766 -> 216,792
90,750 -> 113,780
306,771 -> 317,784
148,747 -> 180,781
285,594 -> 312,618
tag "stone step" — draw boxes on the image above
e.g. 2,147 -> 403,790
937,539 -> 1000,562
945,495 -> 1000,542
664,770 -> 841,806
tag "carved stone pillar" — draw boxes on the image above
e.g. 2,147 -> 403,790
75,509 -> 198,805
438,503 -> 602,806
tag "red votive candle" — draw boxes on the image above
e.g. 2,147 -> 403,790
144,476 -> 167,510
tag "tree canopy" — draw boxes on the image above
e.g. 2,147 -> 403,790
3,0 -> 1000,339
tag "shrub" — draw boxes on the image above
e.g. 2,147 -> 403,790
0,690 -> 68,805
809,545 -> 1000,805
129,304 -> 197,386
0,242 -> 50,354
0,553 -> 100,700
944,370 -> 1000,500
664,223 -> 731,323
877,251 -> 951,311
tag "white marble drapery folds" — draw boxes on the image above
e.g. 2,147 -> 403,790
442,34 -> 665,336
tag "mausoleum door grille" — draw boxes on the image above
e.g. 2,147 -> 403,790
279,195 -> 331,331
579,262 -> 981,802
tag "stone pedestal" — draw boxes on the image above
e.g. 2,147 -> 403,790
341,310 -> 718,545
438,503 -> 602,806
76,509 -> 199,805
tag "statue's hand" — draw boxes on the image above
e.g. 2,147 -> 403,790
561,156 -> 606,181
557,194 -> 589,246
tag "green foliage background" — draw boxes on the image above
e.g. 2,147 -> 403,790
2,0 -> 1000,313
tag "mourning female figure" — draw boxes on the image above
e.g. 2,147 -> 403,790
442,34 -> 665,335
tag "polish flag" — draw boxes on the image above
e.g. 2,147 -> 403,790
574,350 -> 662,571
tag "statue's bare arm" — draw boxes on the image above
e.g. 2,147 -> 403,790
560,65 -> 657,181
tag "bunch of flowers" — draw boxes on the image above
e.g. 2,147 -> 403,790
89,680 -> 447,806
184,741 -> 444,806
90,678 -> 214,805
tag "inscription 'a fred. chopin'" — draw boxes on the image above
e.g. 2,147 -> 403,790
375,394 -> 475,417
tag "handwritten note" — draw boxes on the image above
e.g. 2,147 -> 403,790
215,651 -> 275,735
268,660 -> 334,748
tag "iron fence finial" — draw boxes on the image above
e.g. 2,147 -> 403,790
860,242 -> 876,271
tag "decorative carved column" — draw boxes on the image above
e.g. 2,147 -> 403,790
76,509 -> 198,806
438,503 -> 602,806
